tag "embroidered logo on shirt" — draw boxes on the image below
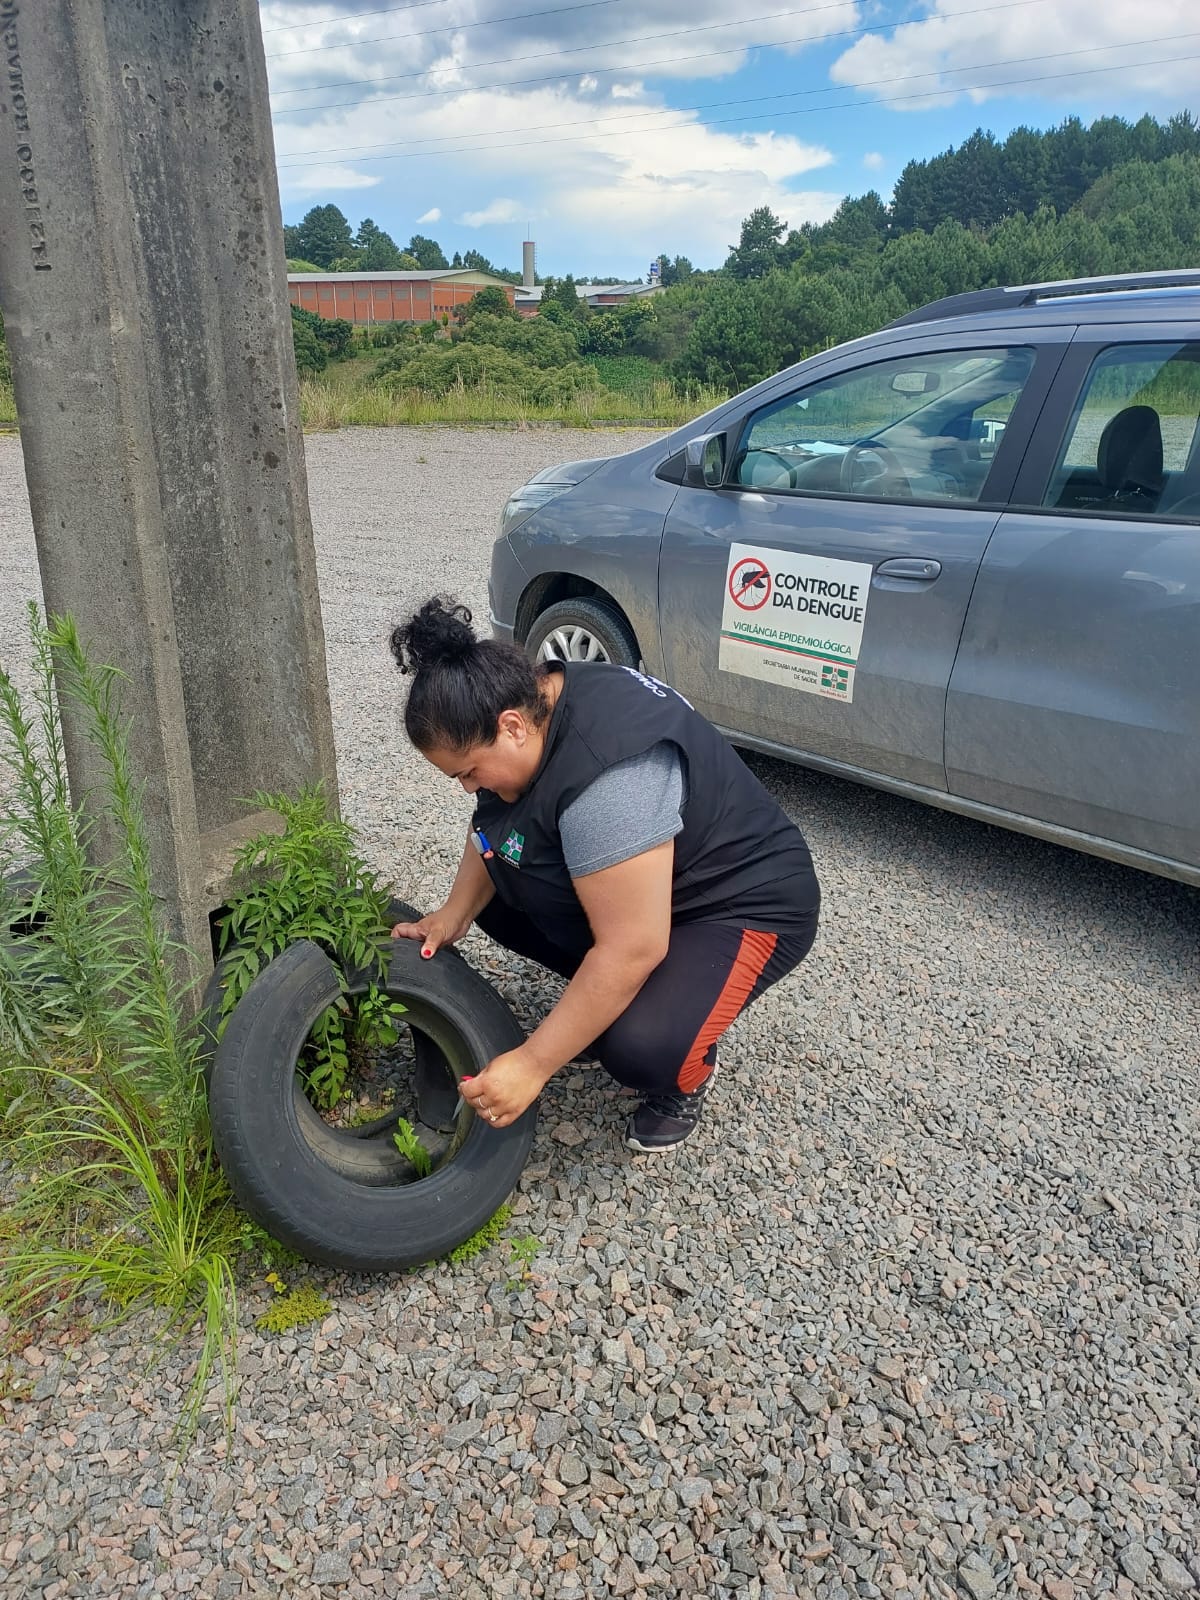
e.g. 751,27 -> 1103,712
499,830 -> 525,866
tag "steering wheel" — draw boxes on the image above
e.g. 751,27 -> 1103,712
743,447 -> 800,489
839,441 -> 912,498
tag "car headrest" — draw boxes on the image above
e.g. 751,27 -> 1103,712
1096,405 -> 1163,495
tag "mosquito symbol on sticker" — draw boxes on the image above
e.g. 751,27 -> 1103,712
728,559 -> 772,612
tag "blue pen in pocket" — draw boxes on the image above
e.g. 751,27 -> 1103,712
470,829 -> 494,860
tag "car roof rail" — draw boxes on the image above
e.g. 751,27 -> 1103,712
887,269 -> 1200,329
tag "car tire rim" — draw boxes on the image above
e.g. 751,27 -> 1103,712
536,624 -> 610,664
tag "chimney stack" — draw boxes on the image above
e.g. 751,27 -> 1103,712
522,239 -> 536,289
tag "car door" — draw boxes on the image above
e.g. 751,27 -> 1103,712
657,333 -> 1065,790
946,330 -> 1200,872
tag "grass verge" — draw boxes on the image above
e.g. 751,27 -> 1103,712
298,374 -> 725,431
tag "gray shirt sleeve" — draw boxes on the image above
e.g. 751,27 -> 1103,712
559,741 -> 686,878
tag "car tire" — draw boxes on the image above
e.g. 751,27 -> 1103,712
206,933 -> 535,1271
526,597 -> 639,668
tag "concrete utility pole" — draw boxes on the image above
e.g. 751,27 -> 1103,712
0,0 -> 339,976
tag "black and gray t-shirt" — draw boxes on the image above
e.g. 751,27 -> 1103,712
558,741 -> 686,877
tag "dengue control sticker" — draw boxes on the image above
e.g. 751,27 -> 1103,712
719,542 -> 872,703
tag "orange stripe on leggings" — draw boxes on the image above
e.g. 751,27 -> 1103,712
677,928 -> 778,1093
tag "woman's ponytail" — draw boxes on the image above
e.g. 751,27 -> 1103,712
389,595 -> 547,752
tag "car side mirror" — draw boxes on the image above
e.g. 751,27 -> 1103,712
684,433 -> 727,489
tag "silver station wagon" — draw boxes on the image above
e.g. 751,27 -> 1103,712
490,271 -> 1200,886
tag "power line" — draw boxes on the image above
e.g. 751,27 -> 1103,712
267,0 -> 860,75
263,0 -> 470,34
266,0 -> 632,60
268,27 -> 869,115
274,48 -> 1200,167
277,3 -> 1091,159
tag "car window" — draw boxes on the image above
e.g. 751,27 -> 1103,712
732,347 -> 1036,504
1045,343 -> 1200,519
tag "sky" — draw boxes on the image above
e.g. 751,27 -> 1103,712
262,0 -> 1200,280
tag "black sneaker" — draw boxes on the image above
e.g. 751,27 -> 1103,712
625,1059 -> 719,1153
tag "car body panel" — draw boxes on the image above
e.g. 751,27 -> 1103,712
656,329 -> 1069,790
499,440 -> 677,676
659,487 -> 1002,790
945,318 -> 1200,865
488,283 -> 1200,881
946,509 -> 1200,864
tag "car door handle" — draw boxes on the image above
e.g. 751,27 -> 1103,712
875,558 -> 942,581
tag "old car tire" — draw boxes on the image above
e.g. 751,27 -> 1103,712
207,934 -> 535,1271
526,597 -> 639,668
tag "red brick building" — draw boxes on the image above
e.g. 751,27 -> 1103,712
288,269 -> 517,325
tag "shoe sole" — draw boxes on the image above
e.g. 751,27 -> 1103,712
625,1129 -> 694,1153
624,1057 -> 719,1153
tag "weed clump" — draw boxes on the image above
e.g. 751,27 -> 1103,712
445,1203 -> 512,1265
0,607 -> 240,1441
255,1281 -> 333,1334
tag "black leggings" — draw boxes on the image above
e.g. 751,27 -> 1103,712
476,899 -> 818,1096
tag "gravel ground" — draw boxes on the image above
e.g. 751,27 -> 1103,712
1,426 -> 1198,1600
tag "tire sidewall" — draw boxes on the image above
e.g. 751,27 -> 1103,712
526,598 -> 638,668
208,935 -> 535,1271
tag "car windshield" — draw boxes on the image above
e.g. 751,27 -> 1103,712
770,353 -> 1028,452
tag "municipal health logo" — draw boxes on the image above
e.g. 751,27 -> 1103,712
821,664 -> 850,695
499,830 -> 525,865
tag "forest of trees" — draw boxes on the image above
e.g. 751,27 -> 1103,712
658,111 -> 1200,390
251,110 -> 1200,407
282,207 -> 525,281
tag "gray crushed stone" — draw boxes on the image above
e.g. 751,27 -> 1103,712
1,426 -> 1198,1598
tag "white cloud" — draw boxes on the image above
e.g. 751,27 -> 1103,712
862,150 -> 885,170
829,0 -> 1199,110
276,160 -> 380,196
263,0 -> 854,270
262,0 -> 862,93
460,197 -> 524,226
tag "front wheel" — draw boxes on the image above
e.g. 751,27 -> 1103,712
525,597 -> 638,669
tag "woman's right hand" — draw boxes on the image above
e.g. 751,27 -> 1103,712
391,905 -> 473,959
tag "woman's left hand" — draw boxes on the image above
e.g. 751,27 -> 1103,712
460,1048 -> 550,1128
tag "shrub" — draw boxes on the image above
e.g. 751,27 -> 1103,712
291,316 -> 327,374
290,305 -> 354,371
456,313 -> 581,369
456,286 -> 518,323
375,342 -> 599,404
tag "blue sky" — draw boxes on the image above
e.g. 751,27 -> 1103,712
263,0 -> 1199,279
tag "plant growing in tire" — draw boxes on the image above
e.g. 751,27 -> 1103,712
214,787 -> 406,1113
205,787 -> 535,1272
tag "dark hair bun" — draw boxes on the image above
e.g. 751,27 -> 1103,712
390,597 -> 477,675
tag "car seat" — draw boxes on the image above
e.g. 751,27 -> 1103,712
1095,405 -> 1164,510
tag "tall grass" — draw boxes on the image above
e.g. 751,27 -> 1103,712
0,380 -> 15,427
0,607 -> 239,1443
299,374 -> 727,431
